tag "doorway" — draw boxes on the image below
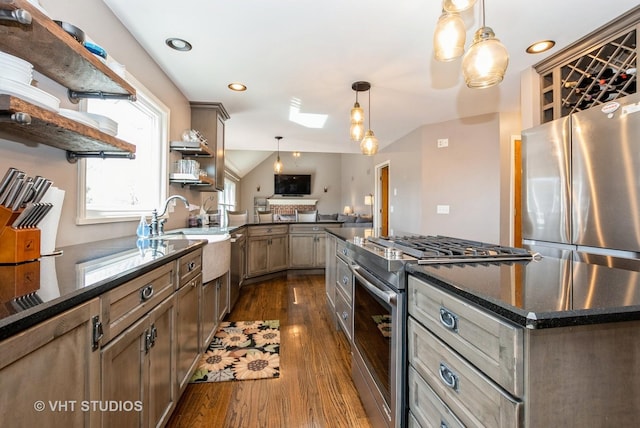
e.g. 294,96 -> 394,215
375,161 -> 390,236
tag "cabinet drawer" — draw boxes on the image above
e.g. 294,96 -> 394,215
335,257 -> 352,300
335,286 -> 352,342
102,262 -> 175,342
336,239 -> 352,262
289,224 -> 323,233
178,248 -> 202,287
248,225 -> 288,237
408,366 -> 464,428
408,275 -> 523,397
408,317 -> 522,428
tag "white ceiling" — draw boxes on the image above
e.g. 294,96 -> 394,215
102,0 -> 638,176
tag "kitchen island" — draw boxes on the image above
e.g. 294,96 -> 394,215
406,256 -> 640,427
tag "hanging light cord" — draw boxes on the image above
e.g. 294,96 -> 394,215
481,0 -> 486,27
367,87 -> 372,129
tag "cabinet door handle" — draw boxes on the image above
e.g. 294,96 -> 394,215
342,276 -> 349,285
188,261 -> 196,271
439,307 -> 458,332
342,311 -> 349,320
140,284 -> 154,302
342,248 -> 348,256
440,421 -> 449,428
144,329 -> 153,354
438,362 -> 459,392
150,324 -> 158,346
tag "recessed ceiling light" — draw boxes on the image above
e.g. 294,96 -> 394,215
228,82 -> 247,91
165,38 -> 192,51
526,40 -> 555,54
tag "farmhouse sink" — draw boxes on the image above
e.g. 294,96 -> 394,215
183,232 -> 231,282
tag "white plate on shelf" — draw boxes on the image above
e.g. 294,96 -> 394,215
84,112 -> 118,136
0,78 -> 59,112
0,62 -> 33,85
0,50 -> 33,69
59,109 -> 99,129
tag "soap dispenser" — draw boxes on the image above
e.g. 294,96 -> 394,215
136,215 -> 150,238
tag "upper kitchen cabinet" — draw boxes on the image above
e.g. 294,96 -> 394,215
190,102 -> 230,191
0,0 -> 136,157
534,6 -> 638,123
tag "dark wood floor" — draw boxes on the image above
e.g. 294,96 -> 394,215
166,274 -> 372,428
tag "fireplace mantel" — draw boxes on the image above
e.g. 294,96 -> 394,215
267,198 -> 318,206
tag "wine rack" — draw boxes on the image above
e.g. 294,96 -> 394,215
535,7 -> 639,123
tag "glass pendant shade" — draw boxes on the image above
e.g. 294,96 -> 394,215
433,11 -> 466,62
360,130 -> 379,156
273,136 -> 283,173
462,26 -> 509,88
443,0 -> 477,13
350,102 -> 365,141
350,102 -> 364,124
274,156 -> 283,174
350,122 -> 365,141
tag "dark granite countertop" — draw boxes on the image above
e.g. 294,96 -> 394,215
407,252 -> 640,329
325,226 -> 373,241
0,235 -> 206,340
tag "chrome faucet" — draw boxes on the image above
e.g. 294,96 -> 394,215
150,195 -> 189,237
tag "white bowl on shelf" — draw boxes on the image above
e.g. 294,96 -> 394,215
0,50 -> 33,69
59,108 -> 99,129
0,62 -> 33,85
84,112 -> 118,136
0,77 -> 60,112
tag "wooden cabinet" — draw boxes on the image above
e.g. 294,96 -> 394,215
324,233 -> 338,326
534,8 -> 638,123
0,298 -> 100,428
288,224 -> 326,268
0,0 -> 136,157
199,273 -> 229,352
407,274 -> 640,427
100,294 -> 176,428
246,225 -> 288,277
189,102 -> 230,191
176,272 -> 201,392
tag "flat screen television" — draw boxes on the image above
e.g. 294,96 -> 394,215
274,174 -> 312,195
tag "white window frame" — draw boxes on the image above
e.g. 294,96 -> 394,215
76,72 -> 169,224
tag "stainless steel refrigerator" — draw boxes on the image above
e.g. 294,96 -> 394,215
522,93 -> 640,307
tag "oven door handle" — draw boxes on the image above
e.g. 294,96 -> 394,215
350,263 -> 396,305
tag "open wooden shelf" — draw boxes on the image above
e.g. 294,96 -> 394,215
0,0 -> 136,99
0,95 -> 135,153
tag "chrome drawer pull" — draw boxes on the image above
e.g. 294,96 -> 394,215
438,362 -> 459,392
342,276 -> 349,285
342,311 -> 349,320
440,421 -> 449,428
140,284 -> 154,302
342,248 -> 348,256
439,307 -> 458,332
188,261 -> 196,271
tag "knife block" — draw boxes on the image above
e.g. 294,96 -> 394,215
0,206 -> 41,264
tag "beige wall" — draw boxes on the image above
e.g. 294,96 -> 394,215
0,0 -> 194,247
239,152 -> 374,218
375,112 -> 520,244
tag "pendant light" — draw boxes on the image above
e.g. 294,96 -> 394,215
442,0 -> 477,13
360,86 -> 378,156
461,0 -> 509,88
274,136 -> 283,174
350,81 -> 370,141
433,9 -> 466,62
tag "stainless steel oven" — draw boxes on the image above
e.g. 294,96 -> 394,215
350,263 -> 405,428
344,234 -> 533,428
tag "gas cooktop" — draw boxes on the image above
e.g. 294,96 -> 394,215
367,235 -> 534,265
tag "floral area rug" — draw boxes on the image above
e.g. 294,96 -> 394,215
372,315 -> 392,338
190,320 -> 280,383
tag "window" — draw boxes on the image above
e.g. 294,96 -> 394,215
219,175 -> 237,213
77,73 -> 169,224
